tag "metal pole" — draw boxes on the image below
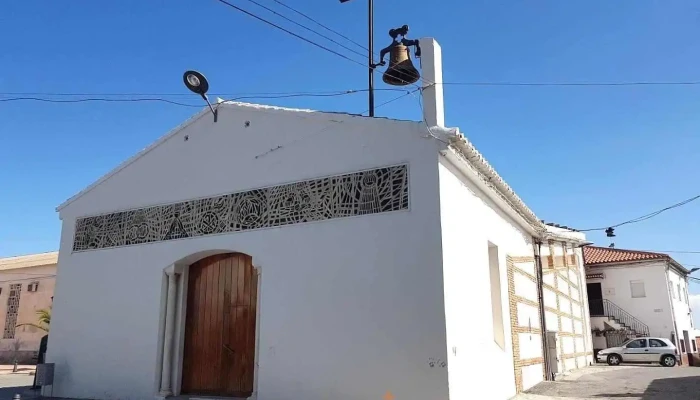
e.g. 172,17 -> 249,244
368,0 -> 375,116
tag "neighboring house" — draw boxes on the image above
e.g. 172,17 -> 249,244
0,252 -> 56,363
46,39 -> 591,400
583,246 -> 696,365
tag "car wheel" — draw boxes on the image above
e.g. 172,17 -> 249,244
661,355 -> 676,367
607,354 -> 621,366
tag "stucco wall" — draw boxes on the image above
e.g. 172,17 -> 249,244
49,106 -> 450,400
667,268 -> 695,342
0,264 -> 54,360
587,261 -> 675,339
438,160 -> 531,400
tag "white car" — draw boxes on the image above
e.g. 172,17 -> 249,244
596,337 -> 678,367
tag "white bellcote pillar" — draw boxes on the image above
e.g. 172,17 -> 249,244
418,38 -> 445,128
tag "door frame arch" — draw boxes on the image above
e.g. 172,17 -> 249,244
156,250 -> 262,399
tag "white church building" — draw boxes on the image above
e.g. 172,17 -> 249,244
46,39 -> 593,400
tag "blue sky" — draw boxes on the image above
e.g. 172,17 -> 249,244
1,1 -> 699,297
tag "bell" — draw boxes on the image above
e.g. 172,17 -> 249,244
382,43 -> 420,86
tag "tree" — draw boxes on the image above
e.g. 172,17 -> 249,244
16,308 -> 51,333
10,338 -> 22,372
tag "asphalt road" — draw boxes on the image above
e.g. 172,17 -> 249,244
521,365 -> 700,400
0,374 -> 43,400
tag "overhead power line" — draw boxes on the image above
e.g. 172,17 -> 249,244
240,0 -> 366,59
0,97 -> 202,107
269,0 -> 368,52
214,0 -> 365,67
0,88 -> 408,97
254,88 -> 416,159
441,81 -> 700,87
579,194 -> 700,232
212,0 -> 426,90
650,250 -> 700,255
3,79 -> 700,102
0,89 -> 402,107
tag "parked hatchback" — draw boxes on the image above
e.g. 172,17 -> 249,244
597,337 -> 677,367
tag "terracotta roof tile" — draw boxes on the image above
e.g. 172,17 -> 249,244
583,246 -> 669,266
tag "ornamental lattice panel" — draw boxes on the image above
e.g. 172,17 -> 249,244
73,164 -> 409,251
3,284 -> 22,339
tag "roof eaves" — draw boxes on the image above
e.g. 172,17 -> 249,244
0,251 -> 59,270
55,102 -> 421,214
433,126 -> 547,235
55,108 -> 211,212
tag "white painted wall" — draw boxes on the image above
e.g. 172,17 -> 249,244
49,105 -> 450,400
667,267 -> 695,351
587,261 -> 675,339
438,160 -> 534,400
574,248 -> 594,365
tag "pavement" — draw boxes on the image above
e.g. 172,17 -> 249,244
0,366 -> 35,376
517,364 -> 700,400
0,374 -> 38,400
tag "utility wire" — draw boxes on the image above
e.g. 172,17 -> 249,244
214,0 -> 366,67
440,81 -> 700,87
263,0 -> 433,88
254,89 -> 416,159
240,0 -> 366,59
269,0 -> 368,52
0,97 -> 202,107
649,250 -> 700,255
0,90 -> 400,107
212,0 -> 425,91
579,194 -> 700,232
0,88 -> 408,97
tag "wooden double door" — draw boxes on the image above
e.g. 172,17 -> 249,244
182,253 -> 258,397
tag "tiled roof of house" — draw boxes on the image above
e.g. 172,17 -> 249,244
0,252 -> 58,271
583,246 -> 687,273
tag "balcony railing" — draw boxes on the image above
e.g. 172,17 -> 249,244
589,298 -> 650,337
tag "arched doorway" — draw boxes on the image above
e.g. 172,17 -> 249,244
181,253 -> 258,397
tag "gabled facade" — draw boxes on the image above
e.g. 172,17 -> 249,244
46,39 -> 592,400
583,246 -> 696,364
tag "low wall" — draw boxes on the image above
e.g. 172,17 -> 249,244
0,351 -> 38,364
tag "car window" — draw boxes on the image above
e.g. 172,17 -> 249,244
626,339 -> 647,348
649,339 -> 666,347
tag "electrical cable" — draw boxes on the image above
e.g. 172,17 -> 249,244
648,250 -> 700,255
254,89 -> 416,159
240,0 -> 367,59
214,0 -> 366,67
0,88 -> 409,97
0,97 -> 202,107
0,89 -> 404,107
416,85 -> 449,145
578,194 -> 700,232
440,81 -> 700,87
212,0 -> 426,91
269,0 -> 368,52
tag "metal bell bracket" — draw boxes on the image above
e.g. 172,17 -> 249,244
373,24 -> 421,69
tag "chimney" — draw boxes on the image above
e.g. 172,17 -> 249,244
418,38 -> 444,127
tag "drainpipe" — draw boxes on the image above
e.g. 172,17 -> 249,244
533,239 -> 552,380
665,264 -> 682,365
